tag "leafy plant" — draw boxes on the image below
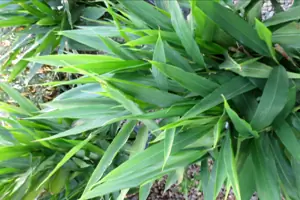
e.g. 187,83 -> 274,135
2,0 -> 300,199
0,0 -> 107,82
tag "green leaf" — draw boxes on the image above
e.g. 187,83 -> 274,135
251,136 -> 281,200
105,84 -> 159,131
223,60 -> 300,79
223,96 -> 258,138
83,7 -> 106,20
184,76 -> 255,118
250,66 -> 288,130
57,60 -> 149,74
38,134 -> 94,189
27,54 -> 121,66
0,16 -> 36,27
0,83 -> 38,114
164,41 -> 194,72
99,36 -> 137,60
168,0 -> 205,68
164,168 -> 184,192
150,61 -> 219,97
271,139 -> 299,199
212,150 -> 227,199
246,0 -> 263,25
129,125 -> 148,157
139,181 -> 153,200
275,121 -> 300,161
125,35 -> 157,47
37,115 -> 124,141
232,92 -> 258,121
32,0 -> 55,16
0,146 -> 29,162
291,158 -> 300,199
31,105 -> 123,119
197,1 -> 269,56
274,86 -> 296,123
163,121 -> 176,169
223,133 -> 241,200
81,120 -> 137,197
238,156 -> 256,200
152,33 -> 168,90
213,111 -> 226,148
118,0 -> 172,31
84,150 -> 206,198
108,78 -> 184,108
264,6 -> 300,26
99,126 -> 211,184
255,19 -> 277,61
272,22 -> 300,48
59,27 -> 120,52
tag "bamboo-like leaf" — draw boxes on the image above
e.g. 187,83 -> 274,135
57,60 -> 149,74
184,76 -> 255,118
238,156 -> 256,200
264,6 -> 300,26
98,126 -> 212,184
139,181 -> 153,200
291,158 -> 300,199
38,134 -> 94,189
271,139 -> 299,199
223,133 -> 241,200
163,122 -> 176,169
99,36 -> 137,60
224,61 -> 300,79
213,111 -> 226,148
152,33 -> 168,90
0,16 -> 36,27
0,83 -> 38,114
274,86 -> 296,123
105,83 -> 159,131
164,41 -> 194,72
27,54 -> 121,66
197,1 -> 269,56
83,150 -> 207,199
150,61 -> 219,97
81,120 -> 137,197
255,19 -> 277,62
251,66 -> 288,130
164,168 -> 184,192
251,136 -> 281,200
275,121 -> 300,161
168,0 -> 205,68
223,96 -> 258,138
118,0 -> 172,31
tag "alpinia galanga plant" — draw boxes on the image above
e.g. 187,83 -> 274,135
2,0 -> 300,200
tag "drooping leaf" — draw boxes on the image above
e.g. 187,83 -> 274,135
250,66 -> 288,130
223,96 -> 258,138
